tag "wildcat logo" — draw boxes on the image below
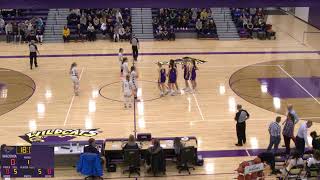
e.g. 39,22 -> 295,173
20,129 -> 101,143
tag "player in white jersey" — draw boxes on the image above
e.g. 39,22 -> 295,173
130,66 -> 138,98
70,62 -> 79,96
123,75 -> 133,108
118,48 -> 124,75
121,57 -> 129,77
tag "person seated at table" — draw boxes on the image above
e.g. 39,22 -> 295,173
280,151 -> 304,175
173,137 -> 184,157
122,134 -> 139,150
310,131 -> 320,150
307,150 -> 320,167
84,138 -> 106,168
84,138 -> 100,154
145,139 -> 163,168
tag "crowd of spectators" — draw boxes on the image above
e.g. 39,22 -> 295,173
66,9 -> 132,42
152,8 -> 217,40
0,9 -> 45,43
231,8 -> 275,39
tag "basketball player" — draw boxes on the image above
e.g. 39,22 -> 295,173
70,62 -> 79,96
158,63 -> 167,96
130,66 -> 138,98
29,40 -> 40,70
182,61 -> 190,92
190,59 -> 199,92
123,75 -> 133,108
168,60 -> 178,96
118,48 -> 124,74
121,57 -> 129,77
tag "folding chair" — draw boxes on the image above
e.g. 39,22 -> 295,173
283,164 -> 304,180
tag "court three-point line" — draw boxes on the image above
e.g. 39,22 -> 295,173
63,68 -> 85,126
277,65 -> 320,105
191,93 -> 205,121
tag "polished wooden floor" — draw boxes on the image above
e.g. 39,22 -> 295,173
0,14 -> 320,179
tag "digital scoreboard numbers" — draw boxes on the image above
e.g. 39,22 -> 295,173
1,146 -> 54,178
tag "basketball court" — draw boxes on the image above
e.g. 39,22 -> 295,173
1,14 -> 320,179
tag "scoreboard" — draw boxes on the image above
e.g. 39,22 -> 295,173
1,146 -> 54,178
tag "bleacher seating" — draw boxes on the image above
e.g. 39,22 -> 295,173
66,8 -> 132,42
151,8 -> 217,40
231,8 -> 276,40
0,9 -> 48,43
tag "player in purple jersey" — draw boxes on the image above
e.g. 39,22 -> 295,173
168,60 -> 178,96
182,61 -> 191,92
190,59 -> 198,92
157,63 -> 167,96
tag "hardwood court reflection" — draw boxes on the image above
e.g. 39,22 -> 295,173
229,59 -> 320,121
0,68 -> 35,116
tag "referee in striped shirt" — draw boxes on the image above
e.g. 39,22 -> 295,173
130,34 -> 139,61
267,116 -> 281,153
234,104 -> 250,146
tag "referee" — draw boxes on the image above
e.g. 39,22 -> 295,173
130,34 -> 139,61
29,40 -> 40,70
234,104 -> 250,146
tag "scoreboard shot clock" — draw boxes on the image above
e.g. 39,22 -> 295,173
1,145 -> 54,178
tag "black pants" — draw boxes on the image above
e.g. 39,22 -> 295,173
283,135 -> 293,154
258,152 -> 275,171
29,52 -> 37,69
236,122 -> 246,145
295,136 -> 305,155
132,45 -> 138,60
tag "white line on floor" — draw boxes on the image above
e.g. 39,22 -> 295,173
63,68 -> 84,126
277,65 -> 320,105
192,93 -> 205,121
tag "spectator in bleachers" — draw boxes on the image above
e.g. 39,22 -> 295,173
63,26 -> 70,43
5,22 -> 13,43
67,11 -> 79,26
80,15 -> 87,26
0,17 -> 4,33
93,16 -> 100,30
77,24 -> 86,41
36,17 -> 43,30
119,25 -> 125,41
168,25 -> 175,40
36,27 -> 43,44
195,19 -> 202,34
87,23 -> 95,41
124,26 -> 131,41
100,22 -> 107,38
12,22 -> 18,42
200,9 -> 208,21
113,22 -> 120,42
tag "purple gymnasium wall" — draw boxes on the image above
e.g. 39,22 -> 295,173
309,7 -> 320,29
0,0 -> 320,8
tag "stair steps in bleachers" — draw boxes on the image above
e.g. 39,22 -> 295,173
131,8 -> 154,40
211,7 -> 240,40
43,9 -> 69,42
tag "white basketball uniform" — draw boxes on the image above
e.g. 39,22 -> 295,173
122,62 -> 129,77
130,70 -> 137,90
123,80 -> 133,107
71,67 -> 79,84
118,53 -> 123,69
